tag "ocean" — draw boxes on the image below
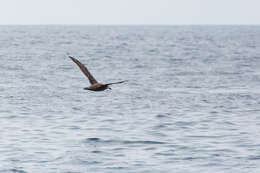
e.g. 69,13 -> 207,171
0,25 -> 260,173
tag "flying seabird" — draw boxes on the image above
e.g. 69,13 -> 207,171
69,56 -> 127,91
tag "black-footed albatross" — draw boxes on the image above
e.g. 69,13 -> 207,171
69,56 -> 127,91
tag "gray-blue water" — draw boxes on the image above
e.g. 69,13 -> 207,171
0,26 -> 260,173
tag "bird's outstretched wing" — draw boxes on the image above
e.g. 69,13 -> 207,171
106,80 -> 127,85
69,56 -> 98,84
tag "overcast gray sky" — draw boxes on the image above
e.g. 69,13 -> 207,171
0,0 -> 260,25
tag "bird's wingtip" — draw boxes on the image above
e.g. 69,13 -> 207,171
68,55 -> 74,60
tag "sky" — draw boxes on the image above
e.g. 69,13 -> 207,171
0,0 -> 260,25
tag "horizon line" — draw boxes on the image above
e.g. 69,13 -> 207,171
0,23 -> 260,26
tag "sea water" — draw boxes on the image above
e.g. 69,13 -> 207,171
0,25 -> 260,173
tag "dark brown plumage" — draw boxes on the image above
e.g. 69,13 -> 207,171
69,56 -> 126,91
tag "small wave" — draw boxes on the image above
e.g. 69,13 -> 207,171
86,137 -> 101,141
4,169 -> 28,173
248,155 -> 260,160
106,166 -> 126,170
156,114 -> 169,118
122,140 -> 166,145
85,138 -> 166,145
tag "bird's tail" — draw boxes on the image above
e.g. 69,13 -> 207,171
106,80 -> 127,85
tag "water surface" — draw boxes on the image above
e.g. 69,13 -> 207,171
0,25 -> 260,173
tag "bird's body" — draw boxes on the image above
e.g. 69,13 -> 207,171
69,56 -> 126,91
85,83 -> 108,91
